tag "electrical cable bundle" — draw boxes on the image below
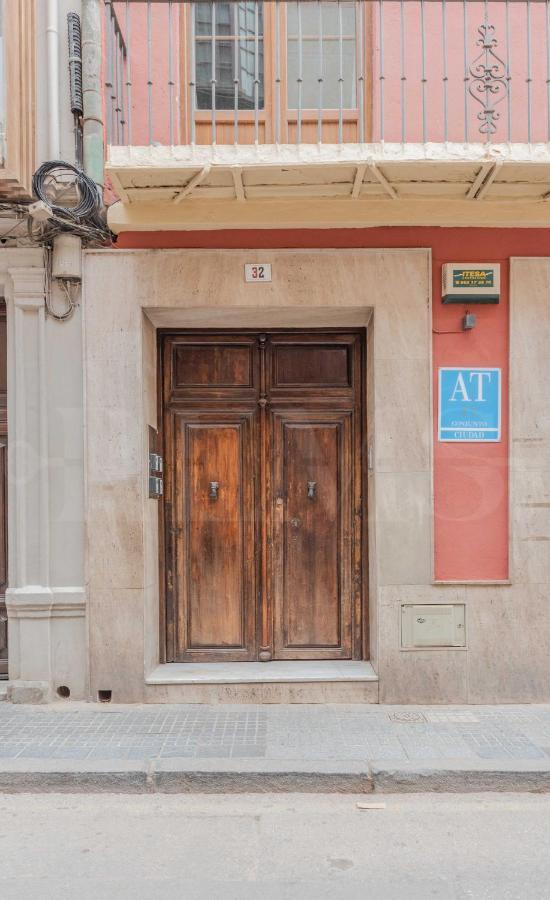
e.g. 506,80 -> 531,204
31,160 -> 110,244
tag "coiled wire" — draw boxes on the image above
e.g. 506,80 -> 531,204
32,160 -> 106,235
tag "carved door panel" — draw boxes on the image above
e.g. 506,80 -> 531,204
272,411 -> 353,659
172,411 -> 257,661
267,332 -> 362,660
162,334 -> 259,662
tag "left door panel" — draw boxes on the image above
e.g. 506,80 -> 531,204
170,411 -> 257,661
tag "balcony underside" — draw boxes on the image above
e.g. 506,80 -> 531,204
106,143 -> 550,233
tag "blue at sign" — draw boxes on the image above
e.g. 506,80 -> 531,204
438,367 -> 501,442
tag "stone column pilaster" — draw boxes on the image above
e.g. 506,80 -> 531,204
5,265 -> 87,703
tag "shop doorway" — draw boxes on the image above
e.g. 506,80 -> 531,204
160,330 -> 366,663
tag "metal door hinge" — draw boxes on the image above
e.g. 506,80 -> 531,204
149,453 -> 163,474
149,476 -> 163,498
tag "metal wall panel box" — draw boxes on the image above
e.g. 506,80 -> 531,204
401,604 -> 466,649
442,263 -> 500,304
148,426 -> 163,499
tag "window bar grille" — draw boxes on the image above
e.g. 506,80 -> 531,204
317,0 -> 324,145
442,0 -> 448,143
125,0 -> 132,146
147,0 -> 153,144
168,0 -> 174,145
110,6 -> 117,143
275,0 -> 281,143
211,1 -> 217,144
358,0 -> 365,143
120,26 -> 126,143
233,5 -> 239,145
99,0 -> 550,152
114,20 -> 120,143
420,0 -> 427,144
121,28 -> 128,144
379,0 -> 385,142
526,0 -> 532,142
254,0 -> 260,145
506,0 -> 512,142
400,0 -> 406,143
105,1 -> 113,144
190,2 -> 196,145
112,8 -> 119,142
337,0 -> 344,144
546,0 -> 550,141
483,0 -> 489,145
463,0 -> 469,142
112,1 -> 117,144
117,28 -> 125,144
297,0 -> 303,144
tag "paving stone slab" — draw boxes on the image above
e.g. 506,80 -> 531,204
1,703 -> 550,793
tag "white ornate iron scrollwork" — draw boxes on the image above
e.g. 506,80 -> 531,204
469,23 -> 509,136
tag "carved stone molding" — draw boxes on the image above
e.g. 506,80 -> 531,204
6,587 -> 87,619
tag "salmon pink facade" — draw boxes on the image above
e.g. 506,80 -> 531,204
88,0 -> 550,704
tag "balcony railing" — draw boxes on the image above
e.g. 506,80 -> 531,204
104,0 -> 550,149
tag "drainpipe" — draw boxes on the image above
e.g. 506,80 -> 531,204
47,0 -> 61,158
81,0 -> 104,186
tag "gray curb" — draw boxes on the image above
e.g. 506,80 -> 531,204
369,759 -> 550,794
1,758 -> 550,793
0,759 -> 373,794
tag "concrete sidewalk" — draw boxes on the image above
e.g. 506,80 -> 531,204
1,701 -> 550,793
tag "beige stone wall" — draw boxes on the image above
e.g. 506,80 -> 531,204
1,249 -> 87,703
82,249 -> 550,703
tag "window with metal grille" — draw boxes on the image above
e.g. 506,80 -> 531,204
287,1 -> 357,110
194,1 -> 264,111
0,2 -> 5,164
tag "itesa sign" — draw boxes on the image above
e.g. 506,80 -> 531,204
442,263 -> 500,304
438,367 -> 501,442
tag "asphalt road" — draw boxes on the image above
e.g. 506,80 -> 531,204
1,792 -> 549,899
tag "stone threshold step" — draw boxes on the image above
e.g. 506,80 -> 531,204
146,660 -> 378,685
0,759 -> 549,794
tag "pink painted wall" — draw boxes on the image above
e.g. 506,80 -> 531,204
115,226 -> 550,583
372,0 -> 550,143
432,238 -> 509,581
111,2 -> 181,146
108,1 -> 550,146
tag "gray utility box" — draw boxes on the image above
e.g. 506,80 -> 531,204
401,604 -> 466,649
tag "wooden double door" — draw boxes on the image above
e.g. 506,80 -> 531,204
161,330 -> 366,663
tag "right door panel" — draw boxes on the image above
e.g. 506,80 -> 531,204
272,410 -> 353,659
